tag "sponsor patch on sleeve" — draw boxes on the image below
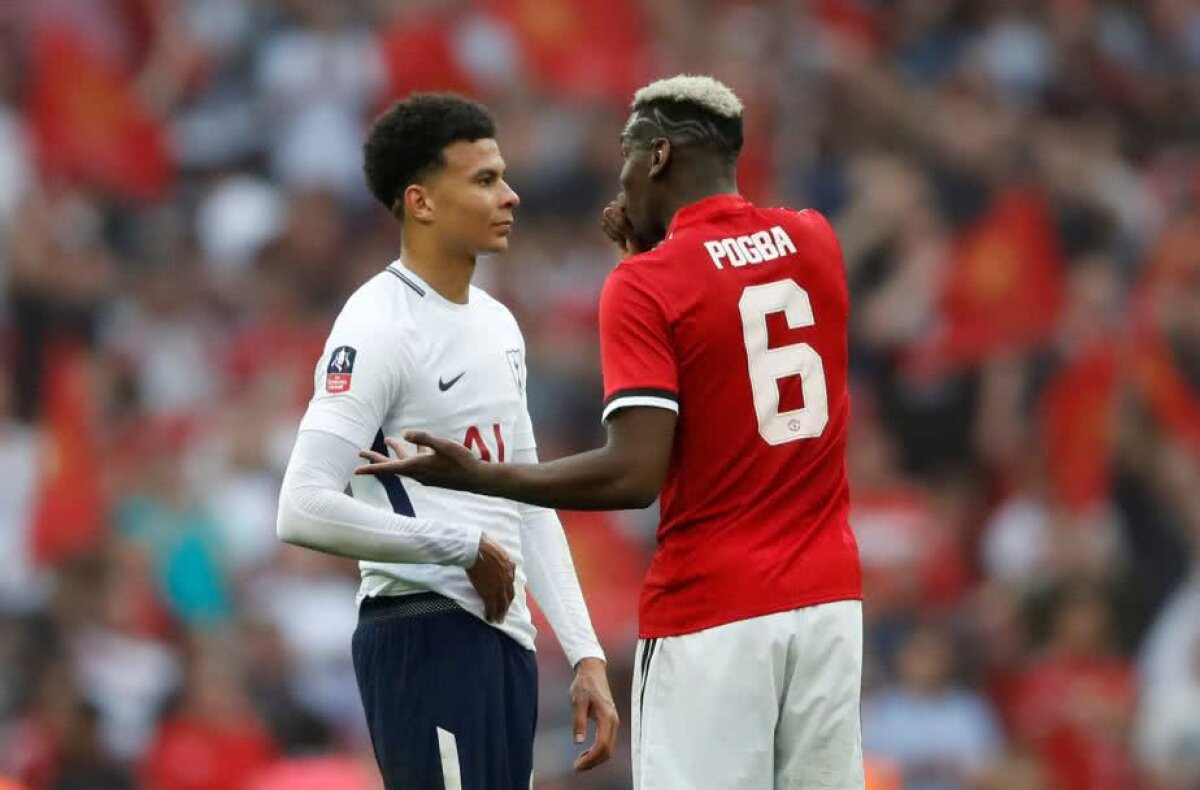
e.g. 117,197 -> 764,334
325,345 -> 357,393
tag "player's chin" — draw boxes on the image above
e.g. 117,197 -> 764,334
482,231 -> 512,253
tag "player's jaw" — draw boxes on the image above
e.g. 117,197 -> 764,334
620,158 -> 665,251
623,201 -> 664,251
487,213 -> 515,250
441,210 -> 514,257
465,213 -> 512,254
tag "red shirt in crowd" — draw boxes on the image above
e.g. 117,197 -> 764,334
1011,654 -> 1138,790
142,715 -> 277,790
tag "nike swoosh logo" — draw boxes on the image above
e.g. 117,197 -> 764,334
438,372 -> 466,392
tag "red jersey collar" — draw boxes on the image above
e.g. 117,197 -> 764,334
666,193 -> 750,238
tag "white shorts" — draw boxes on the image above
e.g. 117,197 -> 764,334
631,600 -> 864,790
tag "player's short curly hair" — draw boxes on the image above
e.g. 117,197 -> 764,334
626,75 -> 744,160
363,93 -> 496,214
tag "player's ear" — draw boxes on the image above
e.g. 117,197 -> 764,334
403,184 -> 435,223
649,138 -> 671,178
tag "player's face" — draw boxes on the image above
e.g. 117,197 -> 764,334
619,127 -> 666,250
426,138 -> 519,256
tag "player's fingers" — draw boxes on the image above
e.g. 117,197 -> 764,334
481,584 -> 500,622
354,459 -> 407,476
601,215 -> 627,241
404,430 -> 458,457
572,695 -> 588,745
596,702 -> 618,752
574,707 -> 615,771
357,449 -> 389,464
602,206 -> 628,232
383,436 -> 408,459
573,741 -> 609,771
402,429 -> 432,448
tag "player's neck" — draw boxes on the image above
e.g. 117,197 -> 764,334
661,177 -> 739,231
401,238 -> 475,304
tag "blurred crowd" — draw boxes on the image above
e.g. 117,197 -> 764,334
0,0 -> 1198,788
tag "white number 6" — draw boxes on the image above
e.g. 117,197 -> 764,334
738,280 -> 828,445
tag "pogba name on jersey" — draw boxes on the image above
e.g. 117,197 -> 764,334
703,225 -> 797,270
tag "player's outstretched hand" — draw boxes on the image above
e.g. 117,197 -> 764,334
355,433 -> 481,491
467,532 -> 515,623
569,657 -> 619,771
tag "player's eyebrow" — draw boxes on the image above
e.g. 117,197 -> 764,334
471,165 -> 504,180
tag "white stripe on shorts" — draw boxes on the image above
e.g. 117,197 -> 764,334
436,726 -> 462,790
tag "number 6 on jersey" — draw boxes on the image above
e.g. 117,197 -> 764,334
738,280 -> 829,445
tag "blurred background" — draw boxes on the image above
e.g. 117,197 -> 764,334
0,0 -> 1198,788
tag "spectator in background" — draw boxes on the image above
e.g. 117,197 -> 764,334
141,638 -> 277,790
3,660 -> 133,789
1011,583 -> 1138,790
244,547 -> 360,736
114,421 -> 232,630
864,624 -> 1003,790
255,0 -> 383,202
69,543 -> 181,764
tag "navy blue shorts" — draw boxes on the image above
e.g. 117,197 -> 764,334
351,593 -> 538,790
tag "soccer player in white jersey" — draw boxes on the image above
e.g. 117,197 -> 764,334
275,93 -> 618,789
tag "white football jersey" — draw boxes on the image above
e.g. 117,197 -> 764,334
298,260 -> 538,650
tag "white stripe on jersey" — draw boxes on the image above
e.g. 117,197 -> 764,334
602,395 -> 681,423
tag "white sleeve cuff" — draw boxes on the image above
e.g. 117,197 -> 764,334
600,388 -> 679,423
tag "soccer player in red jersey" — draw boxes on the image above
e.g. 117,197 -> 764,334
359,75 -> 864,789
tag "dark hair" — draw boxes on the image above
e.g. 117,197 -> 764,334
362,93 -> 496,214
626,98 -> 744,160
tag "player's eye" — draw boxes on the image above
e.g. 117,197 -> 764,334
477,173 -> 497,186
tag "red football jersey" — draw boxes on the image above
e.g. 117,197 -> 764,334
599,194 -> 862,638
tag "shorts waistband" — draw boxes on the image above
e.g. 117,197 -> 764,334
358,592 -> 463,624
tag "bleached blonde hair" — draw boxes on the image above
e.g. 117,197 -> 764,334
632,75 -> 744,119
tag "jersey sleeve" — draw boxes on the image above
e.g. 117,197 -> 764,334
598,263 -> 679,423
797,209 -> 849,293
298,323 -> 404,449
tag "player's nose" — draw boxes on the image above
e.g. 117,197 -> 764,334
500,180 -> 520,209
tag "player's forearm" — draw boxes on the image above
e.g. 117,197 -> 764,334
276,482 -> 480,566
277,430 -> 482,567
475,446 -> 657,511
520,506 -> 605,666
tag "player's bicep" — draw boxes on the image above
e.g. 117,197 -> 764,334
299,328 -> 403,449
604,406 -> 676,496
598,268 -> 678,423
